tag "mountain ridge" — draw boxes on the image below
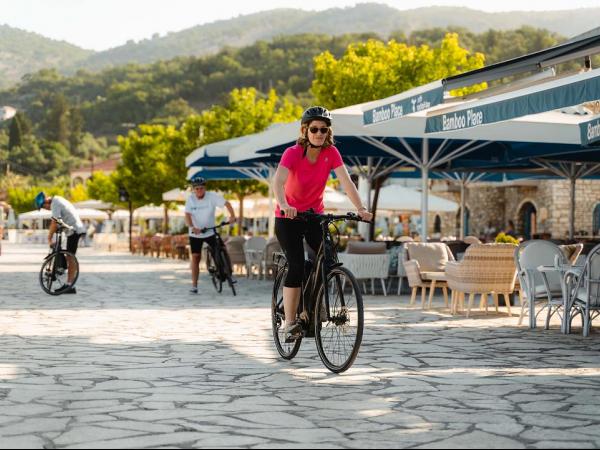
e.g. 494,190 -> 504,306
2,3 -> 599,89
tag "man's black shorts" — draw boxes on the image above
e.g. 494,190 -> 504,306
66,233 -> 84,254
189,234 -> 217,255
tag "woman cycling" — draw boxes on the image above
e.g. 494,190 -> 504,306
272,106 -> 373,341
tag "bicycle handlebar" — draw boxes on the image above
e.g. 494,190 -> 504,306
200,221 -> 230,233
51,217 -> 74,231
295,210 -> 372,224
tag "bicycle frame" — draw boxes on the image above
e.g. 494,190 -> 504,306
200,222 -> 233,275
298,212 -> 362,324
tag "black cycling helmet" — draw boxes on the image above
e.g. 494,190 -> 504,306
190,176 -> 206,187
301,106 -> 331,126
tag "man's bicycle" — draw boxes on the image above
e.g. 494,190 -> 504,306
271,211 -> 369,373
39,218 -> 79,295
201,222 -> 237,296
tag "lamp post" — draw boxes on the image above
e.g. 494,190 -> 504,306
119,187 -> 132,252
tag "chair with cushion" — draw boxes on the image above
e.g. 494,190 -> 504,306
446,243 -> 518,317
565,243 -> 600,337
515,240 -> 569,329
463,236 -> 482,245
403,243 -> 454,308
338,241 -> 390,295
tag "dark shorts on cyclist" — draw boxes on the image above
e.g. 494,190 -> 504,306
189,234 -> 217,255
66,233 -> 84,254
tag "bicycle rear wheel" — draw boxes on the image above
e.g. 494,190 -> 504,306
207,251 -> 222,293
315,266 -> 364,373
272,265 -> 302,359
40,251 -> 79,296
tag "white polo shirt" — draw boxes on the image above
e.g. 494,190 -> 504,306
185,192 -> 226,238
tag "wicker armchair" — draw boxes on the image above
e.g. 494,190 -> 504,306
403,243 -> 454,308
225,236 -> 247,274
262,237 -> 282,279
446,244 -> 518,317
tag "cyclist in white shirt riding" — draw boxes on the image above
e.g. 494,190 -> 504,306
184,177 -> 236,294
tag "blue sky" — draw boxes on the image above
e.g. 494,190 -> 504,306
2,0 -> 600,51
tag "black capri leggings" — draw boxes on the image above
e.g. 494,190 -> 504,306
275,217 -> 322,288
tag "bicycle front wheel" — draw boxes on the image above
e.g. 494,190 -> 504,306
40,251 -> 79,296
315,266 -> 364,373
207,251 -> 222,293
220,249 -> 236,296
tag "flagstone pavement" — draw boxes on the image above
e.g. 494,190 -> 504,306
1,243 -> 600,449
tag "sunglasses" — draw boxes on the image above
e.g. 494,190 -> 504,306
308,126 -> 329,134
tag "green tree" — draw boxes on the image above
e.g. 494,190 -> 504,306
312,33 -> 486,109
8,115 -> 23,150
45,93 -> 70,145
115,124 -> 184,207
86,171 -> 121,205
68,106 -> 84,155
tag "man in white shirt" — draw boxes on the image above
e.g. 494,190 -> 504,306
185,177 -> 236,294
36,192 -> 86,294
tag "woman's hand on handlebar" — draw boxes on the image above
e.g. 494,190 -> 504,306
280,205 -> 297,219
192,227 -> 202,235
358,209 -> 373,222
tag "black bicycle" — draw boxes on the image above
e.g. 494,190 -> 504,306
271,211 -> 368,373
201,222 -> 237,296
39,217 -> 80,295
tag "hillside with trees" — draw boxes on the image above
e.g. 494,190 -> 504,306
2,4 -> 599,88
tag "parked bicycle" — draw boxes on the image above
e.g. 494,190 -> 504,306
271,211 -> 369,373
201,222 -> 237,296
39,217 -> 80,295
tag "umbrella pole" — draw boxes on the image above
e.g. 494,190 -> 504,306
421,139 -> 429,242
268,168 -> 275,238
460,180 -> 466,241
569,176 -> 576,241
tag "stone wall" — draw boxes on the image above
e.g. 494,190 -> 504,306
406,179 -> 600,240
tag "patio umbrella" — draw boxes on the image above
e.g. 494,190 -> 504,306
425,68 -> 600,134
73,199 -> 113,210
324,185 -> 457,213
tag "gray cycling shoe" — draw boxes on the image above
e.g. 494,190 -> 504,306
283,322 -> 303,343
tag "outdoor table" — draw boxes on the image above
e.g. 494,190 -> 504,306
537,264 -> 584,333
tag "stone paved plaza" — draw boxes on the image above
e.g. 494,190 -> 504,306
1,243 -> 600,448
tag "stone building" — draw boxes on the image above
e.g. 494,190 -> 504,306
70,154 -> 120,187
427,179 -> 600,240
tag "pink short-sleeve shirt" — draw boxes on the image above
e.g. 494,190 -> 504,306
276,144 -> 344,216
